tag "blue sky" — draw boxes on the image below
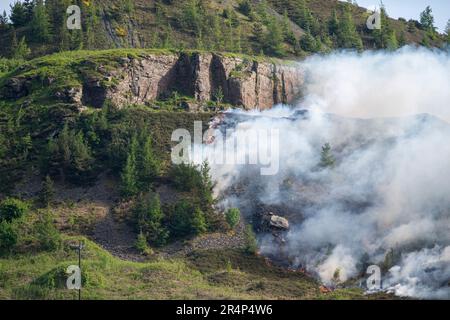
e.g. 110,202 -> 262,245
0,0 -> 449,32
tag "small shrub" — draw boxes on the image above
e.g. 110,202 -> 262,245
169,200 -> 207,238
135,231 -> 154,256
244,224 -> 257,254
0,198 -> 29,222
34,211 -> 62,251
170,162 -> 202,192
225,208 -> 241,230
226,259 -> 233,273
38,175 -> 55,207
133,193 -> 169,247
0,221 -> 18,254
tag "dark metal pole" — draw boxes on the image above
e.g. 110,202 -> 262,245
78,241 -> 81,301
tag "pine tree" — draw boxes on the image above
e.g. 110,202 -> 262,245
191,207 -> 207,235
0,10 -> 9,30
445,19 -> 450,44
31,0 -> 51,42
282,9 -> 296,45
256,0 -> 269,24
252,21 -> 265,51
320,143 -> 336,168
120,135 -> 139,198
373,6 -> 394,49
336,5 -> 363,50
420,6 -> 435,33
23,0 -> 35,21
264,17 -> 284,56
139,135 -> 160,190
134,193 -> 168,246
328,10 -> 339,37
59,122 -> 71,167
39,175 -> 55,207
421,34 -> 430,47
300,31 -> 318,52
199,161 -> 214,211
291,0 -> 307,29
225,208 -> 241,230
70,131 -> 94,181
398,31 -> 407,47
12,36 -> 31,60
9,1 -> 27,28
386,30 -> 398,51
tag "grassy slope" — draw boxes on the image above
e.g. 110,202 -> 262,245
0,0 -> 444,59
0,236 -> 378,300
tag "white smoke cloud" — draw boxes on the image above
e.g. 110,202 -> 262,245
204,47 -> 450,299
302,46 -> 450,121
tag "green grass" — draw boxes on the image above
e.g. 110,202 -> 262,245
0,236 -> 391,300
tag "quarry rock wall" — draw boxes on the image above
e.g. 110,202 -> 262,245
89,53 -> 304,110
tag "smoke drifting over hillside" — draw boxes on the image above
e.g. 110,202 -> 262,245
301,47 -> 450,122
205,47 -> 450,299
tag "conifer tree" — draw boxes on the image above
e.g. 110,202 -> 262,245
0,10 -> 9,30
139,135 -> 160,190
328,10 -> 339,37
9,1 -> 27,28
12,36 -> 31,59
445,19 -> 450,44
264,17 -> 284,56
336,5 -> 363,50
31,0 -> 51,42
252,21 -> 265,51
386,30 -> 398,51
39,175 -> 55,207
300,30 -> 318,52
420,6 -> 435,33
134,193 -> 168,246
70,131 -> 93,180
320,143 -> 336,168
121,135 -> 139,198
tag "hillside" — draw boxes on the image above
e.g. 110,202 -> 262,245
0,0 -> 447,302
0,0 -> 447,60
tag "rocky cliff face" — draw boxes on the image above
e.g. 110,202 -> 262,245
2,52 -> 304,111
82,53 -> 304,110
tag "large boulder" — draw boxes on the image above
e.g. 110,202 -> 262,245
269,213 -> 290,230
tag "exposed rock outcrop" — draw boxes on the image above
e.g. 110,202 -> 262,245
85,53 -> 304,110
1,52 -> 304,111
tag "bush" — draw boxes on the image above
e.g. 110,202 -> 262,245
170,161 -> 215,212
34,211 -> 61,251
38,175 -> 55,207
238,0 -> 252,16
244,224 -> 257,254
170,162 -> 203,192
133,193 -> 169,247
225,208 -> 241,229
0,198 -> 29,222
169,200 -> 207,238
0,221 -> 18,254
135,232 -> 154,256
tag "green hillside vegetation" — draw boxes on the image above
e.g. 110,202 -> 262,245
1,235 -> 388,300
0,48 -> 398,300
0,0 -> 447,60
0,0 -> 443,300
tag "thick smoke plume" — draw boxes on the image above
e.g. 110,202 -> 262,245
204,47 -> 450,299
